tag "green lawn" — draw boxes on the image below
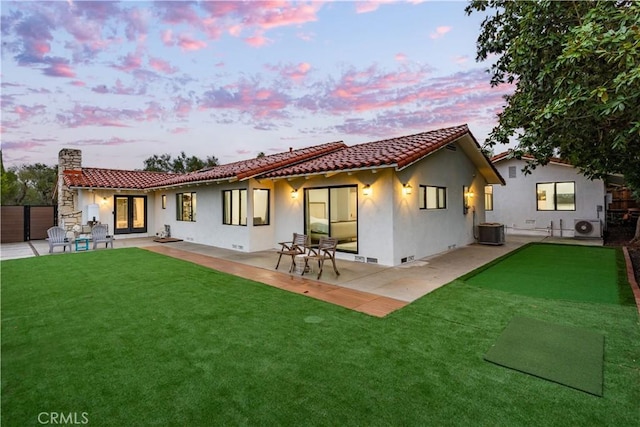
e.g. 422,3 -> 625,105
2,246 -> 639,426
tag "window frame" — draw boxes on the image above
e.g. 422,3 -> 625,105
252,188 -> 270,226
176,192 -> 196,222
536,181 -> 576,211
222,189 -> 248,226
484,185 -> 493,211
419,185 -> 447,210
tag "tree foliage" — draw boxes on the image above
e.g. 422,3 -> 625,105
466,0 -> 640,193
143,151 -> 219,173
1,152 -> 57,205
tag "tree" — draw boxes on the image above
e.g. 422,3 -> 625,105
0,154 -> 57,205
1,151 -> 20,205
466,0 -> 640,241
143,151 -> 219,173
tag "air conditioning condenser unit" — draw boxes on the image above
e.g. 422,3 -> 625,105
477,223 -> 505,245
574,219 -> 601,238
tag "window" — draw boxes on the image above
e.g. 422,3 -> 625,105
484,186 -> 493,211
223,189 -> 247,225
508,166 -> 517,178
177,192 -> 196,221
253,189 -> 270,226
536,182 -> 575,211
420,185 -> 446,209
161,195 -> 166,209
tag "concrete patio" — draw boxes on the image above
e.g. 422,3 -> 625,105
1,235 -> 602,316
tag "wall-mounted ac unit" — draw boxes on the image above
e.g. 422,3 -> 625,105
574,219 -> 601,238
477,223 -> 505,245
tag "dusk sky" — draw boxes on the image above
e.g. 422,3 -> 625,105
1,0 -> 513,170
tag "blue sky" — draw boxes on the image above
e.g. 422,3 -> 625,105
1,0 -> 512,170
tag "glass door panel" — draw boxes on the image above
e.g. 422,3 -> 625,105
114,196 -> 147,234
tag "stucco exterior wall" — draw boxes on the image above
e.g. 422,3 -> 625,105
271,141 -> 490,266
391,143 -> 488,265
486,159 -> 606,237
152,179 -> 276,252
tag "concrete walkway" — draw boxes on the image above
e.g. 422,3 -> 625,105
1,235 -> 602,316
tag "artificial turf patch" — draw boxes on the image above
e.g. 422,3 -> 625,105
465,244 -> 623,304
484,316 -> 604,396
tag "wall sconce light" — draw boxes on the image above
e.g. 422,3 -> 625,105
101,197 -> 108,205
291,189 -> 299,199
362,184 -> 372,196
402,183 -> 412,196
463,186 -> 473,214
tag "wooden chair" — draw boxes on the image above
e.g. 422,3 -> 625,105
47,226 -> 72,253
275,233 -> 309,272
91,224 -> 114,249
303,237 -> 340,280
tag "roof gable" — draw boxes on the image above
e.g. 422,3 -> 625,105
260,125 -> 471,178
491,151 -> 573,167
151,141 -> 346,188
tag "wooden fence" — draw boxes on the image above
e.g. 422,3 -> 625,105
1,206 -> 57,243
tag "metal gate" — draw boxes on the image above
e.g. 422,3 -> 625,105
1,206 -> 57,243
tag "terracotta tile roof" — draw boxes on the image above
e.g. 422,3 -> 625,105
491,150 -> 573,166
63,168 -> 172,189
259,125 -> 471,178
151,141 -> 346,187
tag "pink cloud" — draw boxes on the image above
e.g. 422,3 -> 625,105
453,55 -> 469,65
395,53 -> 408,62
43,62 -> 76,78
256,3 -> 321,29
200,80 -> 290,120
266,62 -> 312,82
169,127 -> 189,134
70,80 -> 86,87
14,104 -> 46,121
56,104 -> 141,128
113,51 -> 142,72
178,34 -> 207,51
155,1 -> 201,26
172,96 -> 193,118
161,29 -> 174,46
244,32 -> 271,48
149,57 -> 178,74
430,26 -> 452,39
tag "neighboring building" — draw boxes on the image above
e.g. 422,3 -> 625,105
57,124 -> 504,266
486,152 -> 607,238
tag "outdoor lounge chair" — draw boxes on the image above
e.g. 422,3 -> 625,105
275,233 -> 309,272
91,224 -> 114,249
47,226 -> 73,253
303,236 -> 340,280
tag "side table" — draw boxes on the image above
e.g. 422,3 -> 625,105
75,237 -> 90,251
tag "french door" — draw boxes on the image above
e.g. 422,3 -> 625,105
114,195 -> 147,234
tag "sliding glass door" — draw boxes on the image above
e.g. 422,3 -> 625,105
304,186 -> 358,253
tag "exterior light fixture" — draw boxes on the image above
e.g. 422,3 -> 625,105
402,183 -> 412,195
291,189 -> 299,199
463,186 -> 473,214
362,184 -> 372,196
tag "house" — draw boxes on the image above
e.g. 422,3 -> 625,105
57,124 -> 504,266
485,151 -> 607,238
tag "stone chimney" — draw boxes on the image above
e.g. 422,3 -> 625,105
57,149 -> 82,230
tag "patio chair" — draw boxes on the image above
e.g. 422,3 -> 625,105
91,224 -> 114,249
275,233 -> 309,272
47,226 -> 73,253
303,236 -> 340,280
